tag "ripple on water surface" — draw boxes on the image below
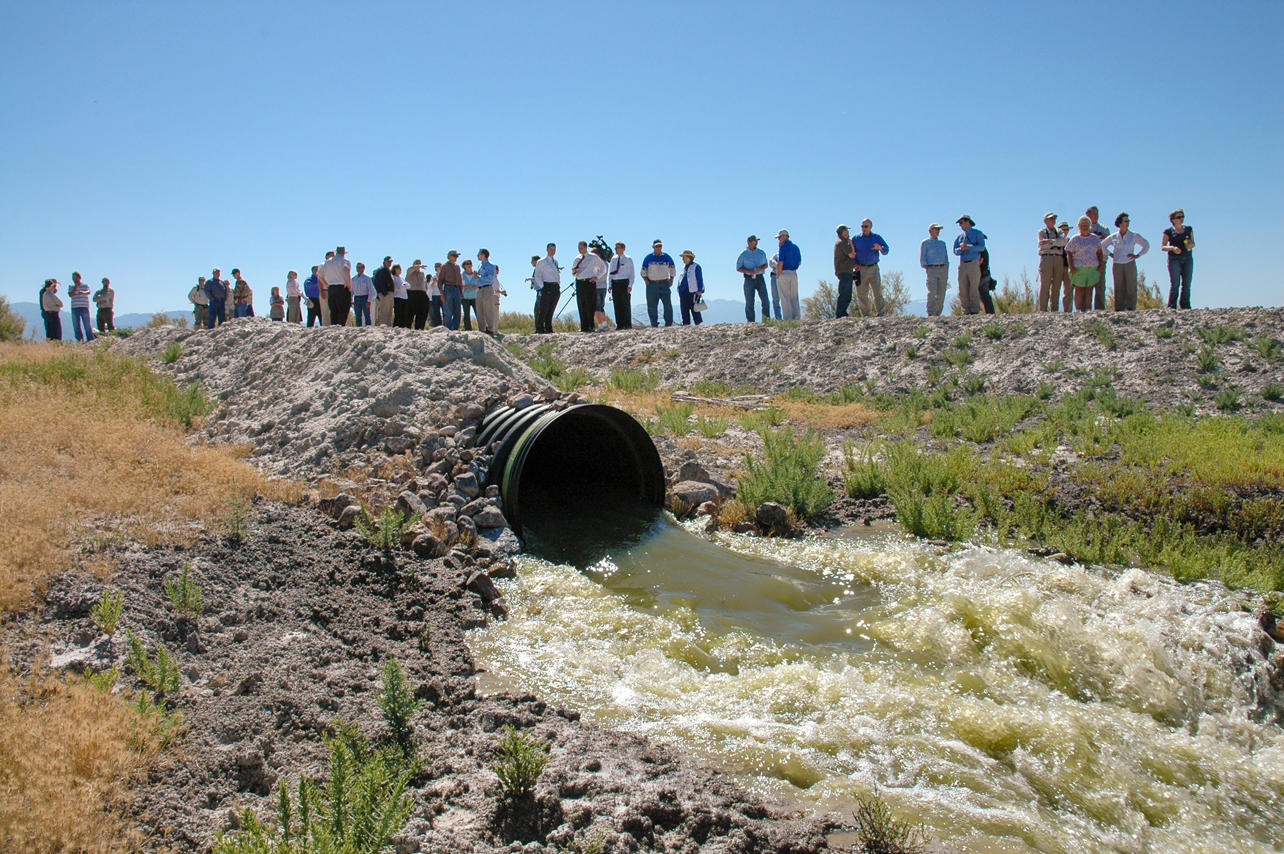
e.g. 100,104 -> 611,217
469,521 -> 1284,853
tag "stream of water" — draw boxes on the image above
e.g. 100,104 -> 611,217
468,517 -> 1284,853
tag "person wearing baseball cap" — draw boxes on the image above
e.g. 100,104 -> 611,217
953,216 -> 987,314
833,225 -> 857,318
737,234 -> 771,322
852,218 -> 890,317
640,239 -> 676,327
1037,212 -> 1070,312
920,223 -> 949,316
775,229 -> 802,320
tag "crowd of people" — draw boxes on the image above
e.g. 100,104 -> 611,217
37,207 -> 1195,342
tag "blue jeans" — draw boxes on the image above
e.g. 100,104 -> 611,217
743,275 -> 768,322
442,287 -> 462,330
208,300 -> 226,328
645,281 -> 673,327
72,306 -> 95,342
1167,254 -> 1193,309
353,295 -> 371,326
233,302 -> 253,318
836,273 -> 855,318
679,289 -> 703,326
769,273 -> 782,319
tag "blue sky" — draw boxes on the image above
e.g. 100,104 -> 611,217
2,1 -> 1281,315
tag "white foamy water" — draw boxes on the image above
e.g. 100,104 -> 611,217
469,524 -> 1284,853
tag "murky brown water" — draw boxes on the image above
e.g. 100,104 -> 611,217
470,519 -> 1284,853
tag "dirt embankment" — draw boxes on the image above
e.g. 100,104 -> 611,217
16,309 -> 1282,853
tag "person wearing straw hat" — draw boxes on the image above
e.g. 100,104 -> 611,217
953,215 -> 987,314
1037,212 -> 1069,312
919,223 -> 949,316
677,250 -> 705,326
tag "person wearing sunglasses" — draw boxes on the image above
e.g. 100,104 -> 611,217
1100,212 -> 1150,310
1161,209 -> 1195,309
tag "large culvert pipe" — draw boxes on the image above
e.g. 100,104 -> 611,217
476,403 -> 665,540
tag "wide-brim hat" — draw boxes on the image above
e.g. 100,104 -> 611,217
680,250 -> 695,259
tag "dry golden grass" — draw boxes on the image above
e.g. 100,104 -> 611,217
0,342 -> 298,851
772,398 -> 879,431
0,664 -> 159,852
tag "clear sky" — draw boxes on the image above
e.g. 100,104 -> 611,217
2,1 -> 1281,315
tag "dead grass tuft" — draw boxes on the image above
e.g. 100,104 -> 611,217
774,398 -> 879,431
0,663 -> 160,852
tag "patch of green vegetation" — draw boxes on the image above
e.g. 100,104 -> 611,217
981,323 -> 1005,340
1196,324 -> 1245,346
1084,319 -> 1117,350
782,385 -> 821,402
126,630 -> 181,695
91,589 -> 123,635
163,562 -> 204,619
609,367 -> 661,393
842,442 -> 886,500
1214,386 -> 1241,412
1035,380 -> 1054,401
737,406 -> 787,432
553,367 -> 595,392
930,395 -> 1037,443
1248,334 -> 1282,363
655,401 -> 695,436
1262,382 -> 1283,402
1154,324 -> 1175,340
378,659 -> 422,760
903,344 -> 918,360
356,507 -> 410,552
910,325 -> 929,339
161,341 -> 184,364
493,725 -> 550,798
941,346 -> 972,368
952,332 -> 972,349
1194,345 -> 1220,373
736,427 -> 833,519
529,341 -> 590,391
851,792 -> 928,854
961,374 -> 986,396
695,414 -> 729,438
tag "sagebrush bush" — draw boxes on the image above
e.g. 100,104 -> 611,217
0,296 -> 25,342
355,506 -> 409,552
736,428 -> 833,519
161,341 -> 184,364
851,792 -> 927,854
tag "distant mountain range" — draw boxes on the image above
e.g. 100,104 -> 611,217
7,302 -> 190,340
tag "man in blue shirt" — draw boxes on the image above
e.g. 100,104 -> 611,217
851,218 -> 890,317
919,223 -> 949,317
735,235 -> 770,323
476,249 -> 500,335
953,215 -> 987,314
640,239 -> 676,327
774,229 -> 802,320
205,268 -> 228,328
303,265 -> 322,327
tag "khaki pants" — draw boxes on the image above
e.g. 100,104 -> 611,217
375,294 -> 396,325
855,264 -> 885,316
319,291 -> 332,326
475,286 -> 497,333
958,259 -> 982,314
924,266 -> 948,316
1112,261 -> 1138,311
1038,255 -> 1067,311
1094,263 -> 1107,310
777,270 -> 800,319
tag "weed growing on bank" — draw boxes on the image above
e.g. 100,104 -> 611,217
92,588 -> 124,634
736,428 -> 833,519
610,366 -> 661,393
161,340 -> 184,363
851,792 -> 928,854
356,506 -> 410,552
164,562 -> 204,619
493,725 -> 550,797
378,659 -> 422,760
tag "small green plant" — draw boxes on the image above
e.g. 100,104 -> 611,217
493,724 -> 550,797
416,625 -> 433,653
132,688 -> 185,746
952,332 -> 972,349
1085,319 -> 1117,350
1035,380 -> 1054,401
125,630 -> 181,695
81,664 -> 121,693
737,428 -> 834,520
161,340 -> 184,364
925,364 -> 946,386
737,406 -> 787,432
1214,386 -> 1242,412
609,367 -> 661,393
981,323 -> 1005,340
558,829 -> 607,854
941,346 -> 971,367
529,341 -> 567,378
1195,372 -> 1220,389
214,732 -> 413,854
1262,383 -> 1283,402
554,367 -> 595,392
165,382 -> 213,428
1041,358 -> 1066,374
1197,324 -> 1244,346
654,401 -> 695,435
1248,334 -> 1282,363
1195,345 -> 1220,373
226,494 -> 251,544
850,792 -> 928,854
903,343 -> 918,360
91,589 -> 124,635
378,659 -> 422,760
1154,324 -> 1175,340
164,562 -> 204,619
355,506 -> 410,552
910,325 -> 929,339
962,374 -> 986,395
842,443 -> 886,500
695,414 -> 729,438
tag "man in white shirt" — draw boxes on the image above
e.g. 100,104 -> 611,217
607,241 -> 635,330
571,240 -> 607,333
320,245 -> 352,326
532,243 -> 561,334
350,262 -> 375,327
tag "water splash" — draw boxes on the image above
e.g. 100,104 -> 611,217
470,522 -> 1284,852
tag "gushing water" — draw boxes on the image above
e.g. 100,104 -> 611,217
469,519 -> 1284,853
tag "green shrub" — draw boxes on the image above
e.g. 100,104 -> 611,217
981,323 -> 1005,340
1248,334 -> 1281,363
164,562 -> 204,619
1084,319 -> 1116,350
214,732 -> 413,854
355,506 -> 410,552
695,414 -> 729,438
1195,345 -> 1220,372
609,367 -> 661,393
1214,386 -> 1241,412
161,341 -> 184,364
941,346 -> 971,367
81,664 -> 121,693
132,688 -> 185,746
903,343 -> 918,360
655,401 -> 695,436
961,374 -> 986,395
737,406 -> 787,432
91,589 -> 124,635
126,630 -> 181,695
1035,381 -> 1054,401
736,428 -> 834,519
0,296 -> 27,342
529,341 -> 566,378
952,332 -> 972,349
226,495 -> 251,543
164,382 -> 212,428
851,792 -> 927,854
842,443 -> 886,500
1154,324 -> 1175,339
882,443 -> 978,541
930,395 -> 1035,443
910,325 -> 929,339
378,659 -> 422,760
1262,383 -> 1283,402
1196,324 -> 1244,346
493,725 -> 550,798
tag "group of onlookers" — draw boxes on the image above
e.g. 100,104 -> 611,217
37,273 -> 115,341
190,248 -> 507,334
